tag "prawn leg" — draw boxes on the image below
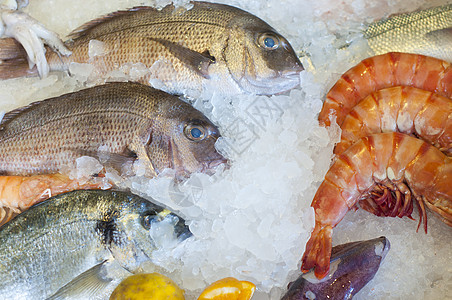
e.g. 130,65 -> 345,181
301,132 -> 452,279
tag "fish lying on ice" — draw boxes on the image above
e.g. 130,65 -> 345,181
0,189 -> 192,299
282,237 -> 390,300
0,82 -> 226,223
364,4 -> 452,61
0,82 -> 226,177
0,1 -> 304,96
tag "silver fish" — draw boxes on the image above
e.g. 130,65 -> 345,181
364,4 -> 452,61
0,189 -> 192,299
282,237 -> 390,300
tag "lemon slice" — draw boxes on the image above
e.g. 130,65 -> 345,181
198,277 -> 256,300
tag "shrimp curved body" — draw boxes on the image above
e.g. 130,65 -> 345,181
0,173 -> 111,226
319,52 -> 452,127
335,86 -> 452,155
301,132 -> 452,279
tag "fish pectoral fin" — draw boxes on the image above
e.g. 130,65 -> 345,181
76,148 -> 138,173
149,37 -> 215,78
425,27 -> 452,43
46,260 -> 112,300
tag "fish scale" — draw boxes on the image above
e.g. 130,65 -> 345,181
34,1 -> 302,96
365,4 -> 452,61
0,190 -> 192,299
0,82 -> 226,177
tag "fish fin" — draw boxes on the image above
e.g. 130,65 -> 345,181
425,27 -> 452,43
46,260 -> 112,300
76,148 -> 138,172
67,6 -> 161,40
149,38 -> 215,78
0,99 -> 46,128
0,38 -> 38,79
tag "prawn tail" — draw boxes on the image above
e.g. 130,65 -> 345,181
0,37 -> 38,79
300,224 -> 333,279
0,206 -> 20,227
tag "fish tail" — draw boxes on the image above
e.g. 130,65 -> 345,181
0,37 -> 38,79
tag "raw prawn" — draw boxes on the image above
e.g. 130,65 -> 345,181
335,86 -> 452,155
300,132 -> 452,279
0,173 -> 110,226
319,52 -> 452,127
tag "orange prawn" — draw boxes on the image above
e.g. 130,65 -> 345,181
0,173 -> 111,226
319,52 -> 452,127
335,86 -> 452,155
301,132 -> 452,279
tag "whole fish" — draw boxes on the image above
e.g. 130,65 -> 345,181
281,237 -> 390,300
0,1 -> 303,96
0,82 -> 226,177
364,4 -> 452,61
0,189 -> 192,299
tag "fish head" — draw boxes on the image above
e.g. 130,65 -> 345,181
122,198 -> 192,260
221,17 -> 303,95
146,99 -> 227,178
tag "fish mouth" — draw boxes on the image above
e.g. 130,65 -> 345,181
374,236 -> 390,259
242,70 -> 301,95
203,156 -> 229,173
172,214 -> 193,241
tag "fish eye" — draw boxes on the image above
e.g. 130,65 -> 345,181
142,214 -> 154,230
258,33 -> 280,50
184,123 -> 206,141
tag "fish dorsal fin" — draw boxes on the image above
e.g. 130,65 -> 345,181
0,100 -> 44,128
149,38 -> 215,78
46,260 -> 112,300
67,6 -> 162,40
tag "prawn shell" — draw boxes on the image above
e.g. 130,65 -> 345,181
320,52 -> 452,127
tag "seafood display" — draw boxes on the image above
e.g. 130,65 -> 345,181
0,189 -> 192,299
318,52 -> 452,127
0,0 -> 451,299
364,4 -> 452,62
282,237 -> 390,300
302,132 -> 452,278
0,1 -> 303,96
335,86 -> 452,155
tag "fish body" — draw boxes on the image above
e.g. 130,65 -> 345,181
282,237 -> 390,300
0,82 -> 225,177
0,189 -> 192,299
364,4 -> 452,61
0,2 -> 303,96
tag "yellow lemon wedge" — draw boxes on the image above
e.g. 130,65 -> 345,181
109,273 -> 185,300
197,277 -> 256,300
